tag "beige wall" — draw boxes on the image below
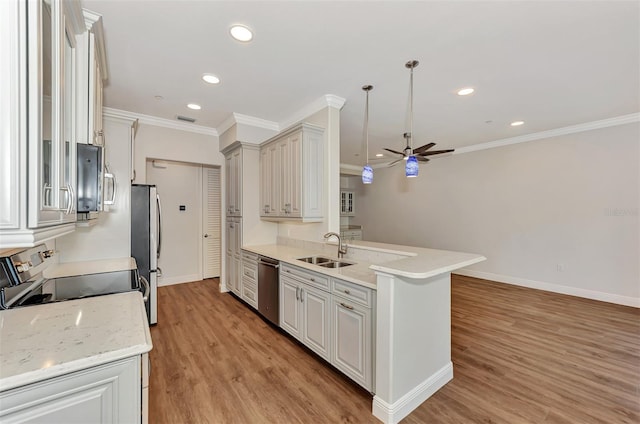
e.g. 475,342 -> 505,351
356,122 -> 640,306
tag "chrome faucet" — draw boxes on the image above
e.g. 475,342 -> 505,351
324,232 -> 347,259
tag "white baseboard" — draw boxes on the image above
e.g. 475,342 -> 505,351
157,273 -> 201,287
372,362 -> 453,424
455,269 -> 640,308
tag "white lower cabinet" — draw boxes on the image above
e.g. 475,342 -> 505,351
241,250 -> 258,309
0,356 -> 143,423
225,218 -> 242,295
331,297 -> 373,391
279,264 -> 375,391
280,273 -> 331,361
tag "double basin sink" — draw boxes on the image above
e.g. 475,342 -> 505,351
297,256 -> 354,269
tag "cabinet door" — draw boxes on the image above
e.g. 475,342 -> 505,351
280,277 -> 301,339
277,138 -> 290,215
59,22 -> 77,223
232,254 -> 242,296
0,356 -> 141,424
259,148 -> 270,216
288,131 -> 302,217
231,149 -> 242,216
225,154 -> 233,216
332,298 -> 372,391
301,284 -> 331,361
225,248 -> 234,293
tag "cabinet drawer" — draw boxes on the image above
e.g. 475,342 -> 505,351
242,277 -> 258,309
332,278 -> 373,308
241,250 -> 258,262
242,261 -> 258,282
281,263 -> 329,291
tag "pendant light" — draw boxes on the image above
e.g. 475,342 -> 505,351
405,60 -> 419,178
362,85 -> 373,184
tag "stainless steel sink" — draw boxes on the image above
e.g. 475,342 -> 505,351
297,256 -> 333,265
318,261 -> 354,269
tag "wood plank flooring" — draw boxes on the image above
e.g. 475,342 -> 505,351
149,275 -> 639,423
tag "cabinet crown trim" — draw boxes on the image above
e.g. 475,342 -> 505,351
260,122 -> 325,147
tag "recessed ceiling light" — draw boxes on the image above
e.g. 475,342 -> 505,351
375,153 -> 384,157
230,25 -> 253,42
187,103 -> 201,110
510,121 -> 524,126
202,74 -> 220,84
457,87 -> 474,96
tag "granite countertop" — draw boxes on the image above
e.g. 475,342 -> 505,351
243,241 -> 485,289
0,291 -> 152,392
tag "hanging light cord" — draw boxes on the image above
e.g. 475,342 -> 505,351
365,88 -> 369,164
409,64 -> 414,152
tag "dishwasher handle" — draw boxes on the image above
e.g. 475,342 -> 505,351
258,259 -> 279,269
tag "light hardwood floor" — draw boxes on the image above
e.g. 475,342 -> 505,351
149,275 -> 639,423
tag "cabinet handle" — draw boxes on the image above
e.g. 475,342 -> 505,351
42,183 -> 52,208
344,289 -> 350,295
104,165 -> 116,205
60,184 -> 74,214
340,302 -> 354,310
295,287 -> 299,301
94,129 -> 104,146
300,288 -> 304,303
310,278 -> 315,282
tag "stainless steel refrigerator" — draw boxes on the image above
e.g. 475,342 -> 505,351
131,184 -> 161,325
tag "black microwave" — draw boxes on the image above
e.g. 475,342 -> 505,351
77,143 -> 103,215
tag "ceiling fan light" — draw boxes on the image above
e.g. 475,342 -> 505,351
362,164 -> 373,184
405,156 -> 419,178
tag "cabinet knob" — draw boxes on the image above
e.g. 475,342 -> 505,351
310,278 -> 315,282
344,289 -> 350,294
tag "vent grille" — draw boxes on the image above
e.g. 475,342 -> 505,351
176,115 -> 196,123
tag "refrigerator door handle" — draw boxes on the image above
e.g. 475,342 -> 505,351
156,193 -> 162,259
139,275 -> 150,302
157,267 -> 163,278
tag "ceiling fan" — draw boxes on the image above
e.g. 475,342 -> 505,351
383,60 -> 455,169
384,133 -> 454,167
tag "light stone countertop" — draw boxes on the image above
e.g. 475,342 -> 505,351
0,291 -> 152,392
243,240 -> 485,289
44,257 -> 137,279
242,244 -> 378,289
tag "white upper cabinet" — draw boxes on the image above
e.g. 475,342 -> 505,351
75,9 -> 106,146
0,0 -> 86,248
225,147 -> 242,217
259,123 -> 324,222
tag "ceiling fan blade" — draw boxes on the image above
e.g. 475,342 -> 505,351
387,158 -> 403,167
413,142 -> 436,154
416,157 -> 430,162
418,149 -> 455,156
384,148 -> 405,156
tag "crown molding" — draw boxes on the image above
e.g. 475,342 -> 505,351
233,113 -> 279,131
103,107 -> 218,136
279,94 -> 346,131
455,113 -> 640,155
217,112 -> 279,136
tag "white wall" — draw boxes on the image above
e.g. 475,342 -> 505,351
57,115 -> 134,262
147,160 -> 206,286
357,122 -> 640,306
133,123 -> 223,184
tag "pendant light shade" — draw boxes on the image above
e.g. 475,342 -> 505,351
362,164 -> 373,184
405,155 -> 419,177
361,85 -> 374,184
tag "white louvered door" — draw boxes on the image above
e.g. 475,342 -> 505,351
202,166 -> 221,278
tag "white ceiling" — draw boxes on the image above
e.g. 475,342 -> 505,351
84,0 -> 639,166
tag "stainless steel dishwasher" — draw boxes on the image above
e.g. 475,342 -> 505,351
257,256 -> 279,325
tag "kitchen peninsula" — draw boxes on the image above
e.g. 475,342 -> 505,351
244,237 -> 485,424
